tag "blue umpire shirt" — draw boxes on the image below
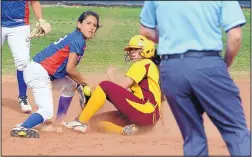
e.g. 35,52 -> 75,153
140,1 -> 246,55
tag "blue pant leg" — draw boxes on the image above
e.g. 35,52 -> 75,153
160,59 -> 208,156
187,57 -> 251,156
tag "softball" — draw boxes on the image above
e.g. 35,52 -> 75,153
83,86 -> 91,96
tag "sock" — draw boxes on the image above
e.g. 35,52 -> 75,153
21,113 -> 44,128
17,70 -> 27,97
56,96 -> 73,120
97,121 -> 124,134
79,85 -> 106,123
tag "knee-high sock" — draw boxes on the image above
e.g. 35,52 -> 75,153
21,113 -> 44,128
79,85 -> 106,123
17,70 -> 27,97
97,121 -> 123,134
56,96 -> 73,120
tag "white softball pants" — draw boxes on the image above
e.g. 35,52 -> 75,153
2,25 -> 31,71
23,61 -> 77,121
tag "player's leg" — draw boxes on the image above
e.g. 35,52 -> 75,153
89,111 -> 131,134
190,57 -> 250,156
1,27 -> 7,46
64,81 -> 158,134
62,83 -> 108,133
159,59 -> 208,156
53,76 -> 76,121
7,25 -> 31,113
10,61 -> 53,138
97,81 -> 160,126
94,81 -> 159,135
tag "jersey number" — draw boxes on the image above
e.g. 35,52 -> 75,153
54,35 -> 67,45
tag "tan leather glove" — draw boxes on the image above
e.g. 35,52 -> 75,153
27,19 -> 51,41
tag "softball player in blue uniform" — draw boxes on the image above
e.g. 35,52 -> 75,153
140,1 -> 250,156
10,11 -> 100,138
1,1 -> 50,113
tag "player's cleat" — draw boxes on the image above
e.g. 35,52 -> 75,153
10,126 -> 40,138
18,96 -> 32,113
122,124 -> 138,136
61,119 -> 87,133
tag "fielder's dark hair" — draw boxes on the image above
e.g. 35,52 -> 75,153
77,10 -> 100,30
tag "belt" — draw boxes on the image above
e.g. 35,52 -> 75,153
161,50 -> 221,60
49,75 -> 55,81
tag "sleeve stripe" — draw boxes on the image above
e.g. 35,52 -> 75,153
140,19 -> 156,29
224,20 -> 246,32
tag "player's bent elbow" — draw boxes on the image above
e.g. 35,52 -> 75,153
66,67 -> 75,77
66,67 -> 72,74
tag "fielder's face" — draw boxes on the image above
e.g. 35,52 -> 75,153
78,15 -> 98,39
127,48 -> 143,62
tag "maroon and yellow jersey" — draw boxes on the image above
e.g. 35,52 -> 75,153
125,59 -> 161,109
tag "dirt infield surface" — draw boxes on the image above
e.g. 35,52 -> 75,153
2,74 -> 250,156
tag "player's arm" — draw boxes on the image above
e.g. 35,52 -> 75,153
139,1 -> 159,43
120,76 -> 134,89
29,1 -> 51,39
125,62 -> 146,88
66,53 -> 89,85
30,1 -> 43,20
106,67 -> 134,89
108,75 -> 134,89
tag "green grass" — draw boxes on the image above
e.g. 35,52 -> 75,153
2,6 -> 251,76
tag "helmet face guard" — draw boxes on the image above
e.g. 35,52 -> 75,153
124,35 -> 155,62
124,52 -> 131,62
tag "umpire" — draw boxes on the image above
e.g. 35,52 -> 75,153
139,1 -> 250,156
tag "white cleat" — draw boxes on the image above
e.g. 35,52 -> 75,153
62,120 -> 87,133
19,96 -> 32,113
122,124 -> 138,136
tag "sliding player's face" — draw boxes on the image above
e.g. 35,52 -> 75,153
127,48 -> 143,62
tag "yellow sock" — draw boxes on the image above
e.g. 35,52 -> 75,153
97,121 -> 123,134
79,85 -> 106,123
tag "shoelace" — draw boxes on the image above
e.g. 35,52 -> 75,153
19,96 -> 28,105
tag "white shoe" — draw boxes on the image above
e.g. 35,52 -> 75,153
62,120 -> 87,133
122,124 -> 138,136
18,96 -> 32,113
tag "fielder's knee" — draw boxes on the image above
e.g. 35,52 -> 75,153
61,81 -> 76,97
15,58 -> 30,71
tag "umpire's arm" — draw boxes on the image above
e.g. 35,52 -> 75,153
221,1 -> 246,68
139,1 -> 159,43
225,27 -> 243,68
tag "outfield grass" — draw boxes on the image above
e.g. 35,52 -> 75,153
1,6 -> 251,75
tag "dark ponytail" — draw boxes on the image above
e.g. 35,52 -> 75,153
151,49 -> 166,103
151,49 -> 161,66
